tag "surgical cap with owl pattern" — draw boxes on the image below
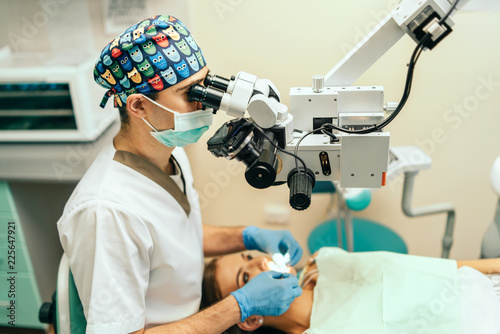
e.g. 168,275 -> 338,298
94,15 -> 206,108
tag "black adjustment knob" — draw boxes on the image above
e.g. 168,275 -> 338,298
39,302 -> 54,324
245,133 -> 278,189
246,164 -> 276,189
287,168 -> 316,211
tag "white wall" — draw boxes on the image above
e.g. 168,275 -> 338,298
1,0 -> 499,261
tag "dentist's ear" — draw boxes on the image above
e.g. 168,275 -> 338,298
237,315 -> 264,331
127,94 -> 148,119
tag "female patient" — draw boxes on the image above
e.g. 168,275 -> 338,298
201,249 -> 500,334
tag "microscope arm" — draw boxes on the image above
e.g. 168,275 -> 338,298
325,14 -> 405,87
325,0 -> 470,87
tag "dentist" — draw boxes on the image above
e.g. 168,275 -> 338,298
57,15 -> 302,334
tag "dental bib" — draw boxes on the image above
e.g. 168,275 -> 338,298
309,248 -> 462,334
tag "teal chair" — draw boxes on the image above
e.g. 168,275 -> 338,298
308,217 -> 408,254
57,254 -> 87,334
40,253 -> 87,334
309,181 -> 407,254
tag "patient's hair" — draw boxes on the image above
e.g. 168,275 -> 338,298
200,258 -> 222,311
201,258 -> 286,334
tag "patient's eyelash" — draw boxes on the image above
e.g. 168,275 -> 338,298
241,254 -> 252,285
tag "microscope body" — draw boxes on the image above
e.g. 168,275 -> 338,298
280,85 -> 390,189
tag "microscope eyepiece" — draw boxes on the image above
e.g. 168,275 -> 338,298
188,84 -> 225,111
204,73 -> 231,91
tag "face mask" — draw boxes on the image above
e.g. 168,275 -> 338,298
141,94 -> 214,147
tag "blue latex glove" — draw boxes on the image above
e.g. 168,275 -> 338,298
230,271 -> 302,321
242,226 -> 303,266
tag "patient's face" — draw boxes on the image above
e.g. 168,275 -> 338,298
215,253 -> 297,298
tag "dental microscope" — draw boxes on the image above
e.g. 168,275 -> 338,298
189,0 -> 470,211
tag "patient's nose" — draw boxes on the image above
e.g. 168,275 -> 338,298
248,256 -> 270,276
257,257 -> 268,271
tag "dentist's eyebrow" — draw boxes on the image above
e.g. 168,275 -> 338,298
176,68 -> 211,93
176,78 -> 203,93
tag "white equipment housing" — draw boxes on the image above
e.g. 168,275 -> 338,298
286,85 -> 388,188
0,49 -> 118,142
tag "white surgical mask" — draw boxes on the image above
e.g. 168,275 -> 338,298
141,94 -> 214,147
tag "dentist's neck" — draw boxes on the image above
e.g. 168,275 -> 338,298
114,121 -> 175,174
